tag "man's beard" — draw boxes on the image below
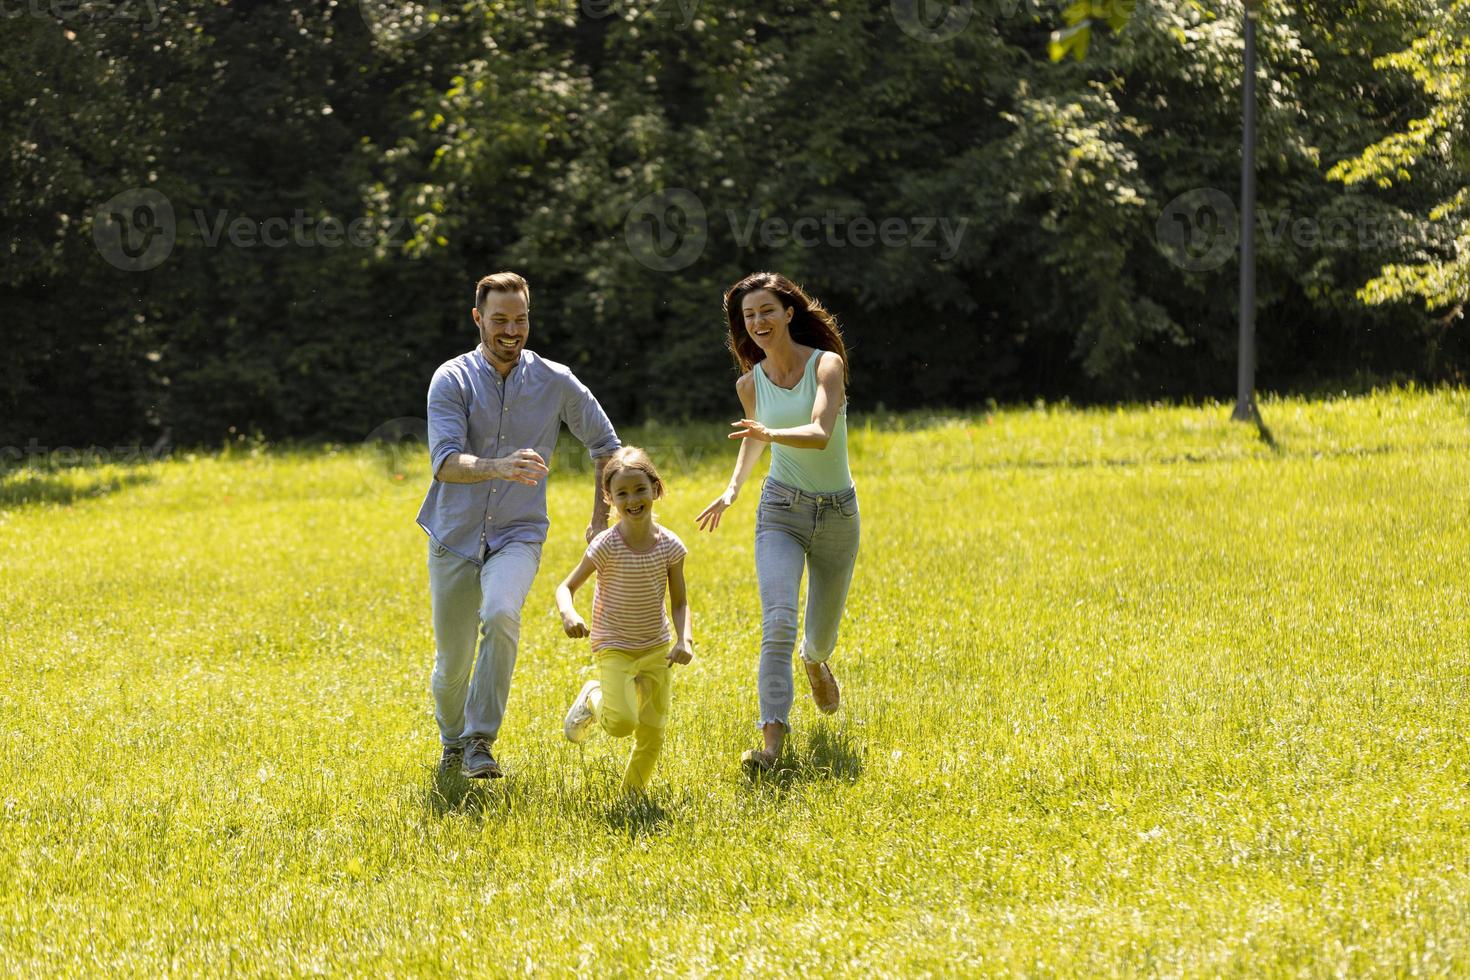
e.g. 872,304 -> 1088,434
482,332 -> 521,363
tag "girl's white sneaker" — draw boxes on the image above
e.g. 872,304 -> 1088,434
563,680 -> 601,743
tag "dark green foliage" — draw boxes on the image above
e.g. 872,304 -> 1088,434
1,0 -> 1461,447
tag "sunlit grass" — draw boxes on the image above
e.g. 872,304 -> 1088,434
3,386 -> 1470,974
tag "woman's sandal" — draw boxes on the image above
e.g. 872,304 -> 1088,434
804,660 -> 840,714
740,748 -> 777,774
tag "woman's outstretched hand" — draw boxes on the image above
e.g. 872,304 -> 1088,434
729,418 -> 773,442
696,488 -> 737,532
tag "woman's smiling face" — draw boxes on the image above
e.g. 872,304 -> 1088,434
607,467 -> 656,523
741,289 -> 792,350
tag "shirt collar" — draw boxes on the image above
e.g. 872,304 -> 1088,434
475,346 -> 536,382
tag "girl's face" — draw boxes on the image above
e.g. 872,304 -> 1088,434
741,289 -> 793,351
607,468 -> 657,524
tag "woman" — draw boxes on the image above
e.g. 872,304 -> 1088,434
696,272 -> 860,772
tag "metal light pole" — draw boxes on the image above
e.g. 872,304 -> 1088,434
1232,0 -> 1259,422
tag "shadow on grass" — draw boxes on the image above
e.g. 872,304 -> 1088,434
1254,414 -> 1281,453
742,723 -> 864,794
416,759 -> 685,837
419,767 -> 503,819
1235,401 -> 1281,453
601,792 -> 675,838
0,469 -> 157,509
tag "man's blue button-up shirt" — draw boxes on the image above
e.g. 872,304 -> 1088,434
416,347 -> 621,563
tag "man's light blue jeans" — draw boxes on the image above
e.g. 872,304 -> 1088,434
427,539 -> 542,748
754,477 -> 860,730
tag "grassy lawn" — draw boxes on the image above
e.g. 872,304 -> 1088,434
4,387 -> 1470,974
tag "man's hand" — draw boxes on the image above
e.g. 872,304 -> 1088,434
562,612 -> 589,639
587,453 -> 613,542
667,642 -> 693,666
495,448 -> 549,486
585,518 -> 608,544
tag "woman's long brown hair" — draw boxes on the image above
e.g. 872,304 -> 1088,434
722,272 -> 850,384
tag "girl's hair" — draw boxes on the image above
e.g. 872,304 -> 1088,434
722,271 -> 849,384
601,445 -> 666,502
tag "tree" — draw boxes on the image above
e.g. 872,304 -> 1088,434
1327,0 -> 1469,319
3,0 -> 1465,448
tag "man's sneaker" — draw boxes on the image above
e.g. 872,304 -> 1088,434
460,737 -> 503,779
563,680 -> 601,744
437,744 -> 463,776
804,658 -> 841,714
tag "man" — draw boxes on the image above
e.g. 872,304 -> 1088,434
418,271 -> 620,778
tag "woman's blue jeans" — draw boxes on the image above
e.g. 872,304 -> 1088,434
754,476 -> 861,729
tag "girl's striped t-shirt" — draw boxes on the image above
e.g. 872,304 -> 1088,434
587,523 -> 688,653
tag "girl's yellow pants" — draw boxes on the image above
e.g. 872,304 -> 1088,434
596,643 -> 673,793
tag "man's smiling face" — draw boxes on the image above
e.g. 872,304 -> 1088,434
474,289 -> 530,372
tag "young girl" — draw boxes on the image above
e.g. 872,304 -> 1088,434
556,446 -> 692,795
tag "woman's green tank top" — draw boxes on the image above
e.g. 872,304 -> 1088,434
752,349 -> 853,493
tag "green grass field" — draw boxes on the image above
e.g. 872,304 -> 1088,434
5,387 -> 1470,975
